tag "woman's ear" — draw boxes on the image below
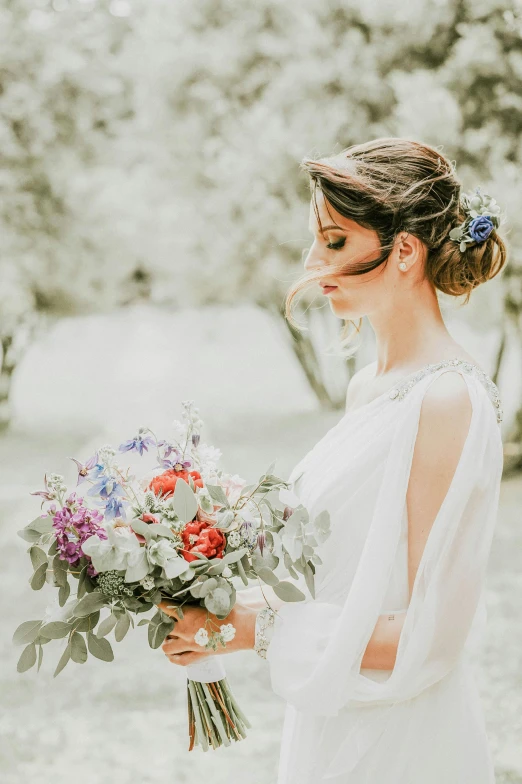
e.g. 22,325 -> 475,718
394,232 -> 424,270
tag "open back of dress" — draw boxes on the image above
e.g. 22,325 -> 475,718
265,359 -> 503,784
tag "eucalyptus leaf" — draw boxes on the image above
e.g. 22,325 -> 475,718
17,643 -> 37,673
37,645 -> 44,672
304,563 -> 315,599
222,547 -> 248,566
206,484 -> 230,508
130,518 -> 153,542
30,517 -> 54,534
74,591 -> 108,617
30,563 -> 48,591
153,524 -> 177,540
58,581 -> 71,607
48,539 -> 58,556
172,478 -> 198,523
96,614 -> 118,638
40,621 -> 72,640
137,618 -> 151,627
13,620 -> 43,646
114,613 -> 131,642
30,546 -> 48,571
17,527 -> 42,543
87,632 -> 114,662
74,611 -> 100,633
273,581 -> 306,602
204,588 -> 230,615
70,632 -> 88,664
54,644 -> 71,677
256,567 -> 279,586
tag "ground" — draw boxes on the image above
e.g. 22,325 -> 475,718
1,408 -> 521,784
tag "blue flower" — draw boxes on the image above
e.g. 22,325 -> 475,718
105,496 -> 127,520
119,433 -> 155,456
87,476 -> 123,500
469,215 -> 494,243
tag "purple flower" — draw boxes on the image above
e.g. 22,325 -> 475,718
30,474 -> 55,503
119,432 -> 155,456
52,502 -> 107,568
69,453 -> 103,486
157,448 -> 192,471
104,496 -> 126,520
192,434 -> 201,448
469,215 -> 494,243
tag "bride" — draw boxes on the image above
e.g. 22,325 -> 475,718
159,137 -> 507,783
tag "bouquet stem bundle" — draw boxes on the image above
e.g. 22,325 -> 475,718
187,676 -> 250,751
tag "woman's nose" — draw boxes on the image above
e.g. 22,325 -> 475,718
303,242 -> 326,272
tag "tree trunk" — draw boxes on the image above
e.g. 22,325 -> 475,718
262,300 -> 352,411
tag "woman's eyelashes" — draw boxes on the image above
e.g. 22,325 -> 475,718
326,237 -> 346,251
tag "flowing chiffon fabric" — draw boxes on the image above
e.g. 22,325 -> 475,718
264,364 -> 503,783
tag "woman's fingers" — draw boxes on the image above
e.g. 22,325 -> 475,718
162,635 -> 198,655
166,651 -> 207,667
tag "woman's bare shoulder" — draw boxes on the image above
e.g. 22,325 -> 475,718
345,361 -> 377,408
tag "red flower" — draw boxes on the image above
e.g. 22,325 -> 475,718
181,519 -> 226,562
148,469 -> 204,498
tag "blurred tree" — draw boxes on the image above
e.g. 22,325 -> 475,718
1,0 -> 521,433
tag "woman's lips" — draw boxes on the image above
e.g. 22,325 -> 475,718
320,285 -> 337,295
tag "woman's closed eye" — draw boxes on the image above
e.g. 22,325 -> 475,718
326,237 -> 346,251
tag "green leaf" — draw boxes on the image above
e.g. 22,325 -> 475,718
172,478 -> 198,523
114,613 -> 131,642
70,632 -> 88,664
205,484 -> 230,508
30,517 -> 54,534
449,226 -> 463,240
137,618 -> 151,627
273,581 -> 306,602
17,643 -> 37,673
30,563 -> 48,591
96,613 -> 118,638
13,620 -> 43,646
304,563 -> 315,599
17,527 -> 42,543
40,621 -> 72,640
48,539 -> 58,556
149,620 -> 174,649
37,645 -> 44,672
130,518 -> 153,542
87,632 -> 114,662
74,611 -> 100,633
153,525 -> 177,540
204,587 -> 230,615
54,644 -> 71,677
52,555 -> 68,588
58,581 -> 71,607
222,547 -> 248,566
74,592 -> 108,617
30,546 -> 48,571
256,567 -> 279,587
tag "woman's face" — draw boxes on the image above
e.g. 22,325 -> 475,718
304,190 -> 411,320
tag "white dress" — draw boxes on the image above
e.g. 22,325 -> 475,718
264,358 -> 504,784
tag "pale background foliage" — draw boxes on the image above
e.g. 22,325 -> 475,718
1,0 -> 521,781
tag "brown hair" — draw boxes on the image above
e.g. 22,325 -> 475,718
285,137 -> 508,351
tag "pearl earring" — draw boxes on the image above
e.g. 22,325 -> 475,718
398,262 -> 407,271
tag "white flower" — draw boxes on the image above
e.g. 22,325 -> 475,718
147,538 -> 190,579
196,442 -> 222,469
220,624 -> 236,643
171,419 -> 188,443
220,473 -> 246,505
139,575 -> 156,591
227,531 -> 241,549
194,627 -> 209,647
98,444 -> 117,467
82,520 -> 150,582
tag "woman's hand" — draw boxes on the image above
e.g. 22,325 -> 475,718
158,600 -> 258,667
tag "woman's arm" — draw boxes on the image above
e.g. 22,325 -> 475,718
360,372 -> 473,671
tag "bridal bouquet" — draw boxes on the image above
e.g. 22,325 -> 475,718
14,401 -> 330,751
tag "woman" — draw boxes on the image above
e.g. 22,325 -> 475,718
160,137 -> 507,783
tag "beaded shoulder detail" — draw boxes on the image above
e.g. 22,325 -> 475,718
388,357 -> 503,423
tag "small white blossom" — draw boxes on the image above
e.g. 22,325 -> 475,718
220,624 -> 236,642
140,575 -> 156,591
194,627 -> 209,647
98,444 -> 117,467
227,531 -> 241,548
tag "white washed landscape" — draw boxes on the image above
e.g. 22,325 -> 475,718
1,306 -> 521,783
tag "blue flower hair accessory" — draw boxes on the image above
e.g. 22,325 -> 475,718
449,187 -> 502,252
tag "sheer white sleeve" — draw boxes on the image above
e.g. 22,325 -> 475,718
265,368 -> 503,717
